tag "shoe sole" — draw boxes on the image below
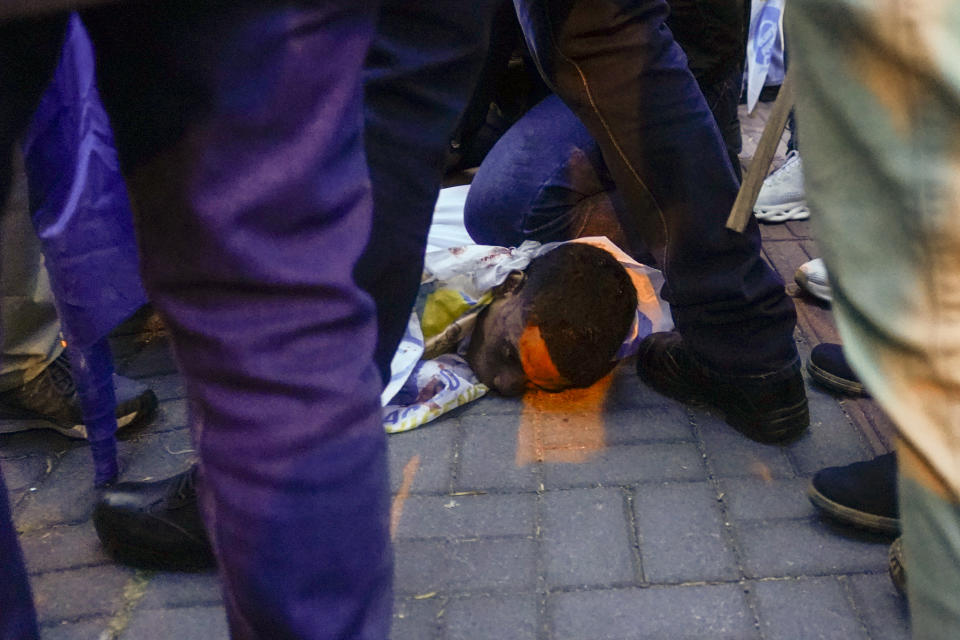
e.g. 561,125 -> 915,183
807,360 -> 868,397
723,397 -> 809,444
807,484 -> 900,535
754,201 -> 810,223
0,391 -> 158,439
794,270 -> 832,303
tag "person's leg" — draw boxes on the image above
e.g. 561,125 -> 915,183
899,445 -> 960,640
788,1 -> 960,634
0,14 -> 70,639
667,0 -> 747,180
83,3 -> 390,637
357,0 -> 498,382
0,465 -> 38,640
513,0 -> 798,377
464,94 -> 627,250
0,156 -> 62,394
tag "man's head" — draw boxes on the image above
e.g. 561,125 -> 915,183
465,243 -> 637,396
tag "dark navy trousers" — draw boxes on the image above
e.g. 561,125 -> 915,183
1,0 -> 495,637
513,0 -> 798,377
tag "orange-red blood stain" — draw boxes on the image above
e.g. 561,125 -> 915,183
516,373 -> 613,466
518,325 -> 569,391
391,454 -> 420,539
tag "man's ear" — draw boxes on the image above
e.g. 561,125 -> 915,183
492,270 -> 526,298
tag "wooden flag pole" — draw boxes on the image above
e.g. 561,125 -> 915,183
726,67 -> 795,233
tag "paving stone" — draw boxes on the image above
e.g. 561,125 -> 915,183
719,477 -> 815,522
446,593 -> 538,640
148,399 -> 189,433
120,606 -> 229,640
696,411 -> 796,479
542,488 -> 635,586
14,447 -> 98,531
138,572 -> 222,609
736,519 -> 891,578
795,296 -> 841,346
388,421 -> 456,494
543,443 -> 705,488
761,223 -> 801,243
0,429 -> 79,460
634,482 -> 739,583
604,362 -> 677,410
456,415 -> 538,491
763,235 -> 816,286
120,339 -> 178,379
456,393 -> 524,418
30,565 -> 133,624
751,577 -> 869,640
142,373 -> 187,401
1,455 -> 51,492
41,617 -> 110,640
549,584 -> 757,640
115,432 -> 195,483
19,521 -> 108,573
393,597 -> 443,640
603,405 -> 696,444
393,493 -> 535,539
784,397 -> 872,475
846,574 -> 911,640
394,537 -> 536,594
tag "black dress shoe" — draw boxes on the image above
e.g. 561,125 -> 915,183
636,332 -> 809,443
807,343 -> 868,396
93,466 -> 214,570
808,452 -> 899,534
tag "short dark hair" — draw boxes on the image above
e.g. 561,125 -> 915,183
522,243 -> 637,387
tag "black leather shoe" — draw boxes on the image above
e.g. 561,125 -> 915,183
93,466 -> 214,570
808,452 -> 899,534
807,343 -> 868,396
636,332 -> 809,443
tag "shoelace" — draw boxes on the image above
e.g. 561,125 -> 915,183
765,150 -> 802,185
45,355 -> 77,397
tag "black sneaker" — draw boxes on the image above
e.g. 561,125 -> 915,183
636,332 -> 809,443
807,452 -> 899,534
93,466 -> 215,570
0,352 -> 157,439
807,343 -> 868,396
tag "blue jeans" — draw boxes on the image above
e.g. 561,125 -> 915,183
496,0 -> 797,376
463,69 -> 744,258
0,1 -> 493,637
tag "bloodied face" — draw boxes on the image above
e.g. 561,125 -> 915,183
465,271 -> 571,396
465,243 -> 638,396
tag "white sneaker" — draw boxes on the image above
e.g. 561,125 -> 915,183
794,257 -> 831,302
754,150 -> 809,223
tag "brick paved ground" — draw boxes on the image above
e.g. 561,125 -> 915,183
2,104 -> 911,639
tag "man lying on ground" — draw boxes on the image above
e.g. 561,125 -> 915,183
93,235 -> 669,569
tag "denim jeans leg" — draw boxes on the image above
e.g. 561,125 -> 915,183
464,94 -> 619,248
82,3 -> 391,637
358,0 -> 499,382
514,0 -> 797,375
